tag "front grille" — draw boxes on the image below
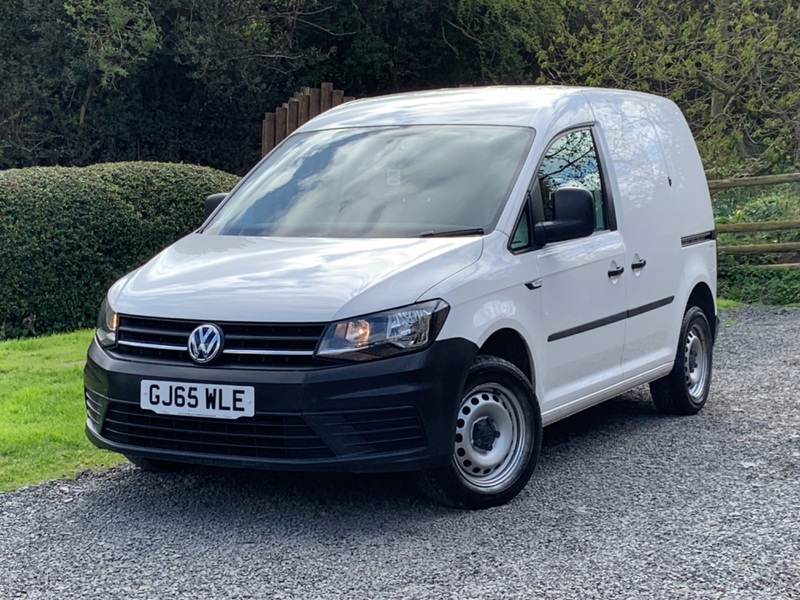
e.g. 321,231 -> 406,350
85,392 -> 102,427
100,397 -> 335,460
114,315 -> 326,368
91,392 -> 427,460
308,407 -> 426,455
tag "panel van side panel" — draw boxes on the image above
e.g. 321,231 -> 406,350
429,93 -> 628,416
587,92 -> 684,379
645,97 -> 717,345
644,98 -> 715,241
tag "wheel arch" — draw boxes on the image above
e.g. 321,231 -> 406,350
477,327 -> 534,386
686,281 -> 717,341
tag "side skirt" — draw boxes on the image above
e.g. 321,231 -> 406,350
540,363 -> 673,427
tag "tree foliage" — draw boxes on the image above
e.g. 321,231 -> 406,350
2,0 -> 799,176
0,0 -> 324,173
0,0 -> 564,173
64,0 -> 161,88
541,0 -> 800,176
297,0 -> 563,94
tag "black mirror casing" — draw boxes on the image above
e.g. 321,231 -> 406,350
204,193 -> 228,220
535,187 -> 595,246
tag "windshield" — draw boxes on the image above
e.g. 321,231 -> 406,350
203,125 -> 533,238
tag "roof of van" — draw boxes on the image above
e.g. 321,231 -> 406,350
297,86 -> 665,131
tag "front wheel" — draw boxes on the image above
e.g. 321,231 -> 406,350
415,355 -> 541,509
650,305 -> 713,415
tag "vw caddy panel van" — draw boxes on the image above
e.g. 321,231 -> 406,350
85,87 -> 717,508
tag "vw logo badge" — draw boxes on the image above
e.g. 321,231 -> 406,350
187,324 -> 223,364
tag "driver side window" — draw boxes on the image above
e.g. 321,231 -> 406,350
537,129 -> 608,231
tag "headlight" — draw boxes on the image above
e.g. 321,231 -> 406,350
316,299 -> 449,361
96,298 -> 119,348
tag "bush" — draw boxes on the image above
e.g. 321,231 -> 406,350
717,259 -> 800,306
0,162 -> 240,339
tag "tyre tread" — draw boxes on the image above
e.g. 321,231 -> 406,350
415,355 -> 541,509
649,306 -> 713,416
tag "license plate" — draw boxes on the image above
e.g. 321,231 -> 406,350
140,380 -> 255,420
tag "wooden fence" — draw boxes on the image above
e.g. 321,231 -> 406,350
710,172 -> 800,268
261,82 -> 355,156
708,172 -> 800,192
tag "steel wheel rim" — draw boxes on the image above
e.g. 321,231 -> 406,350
684,323 -> 710,400
452,383 -> 528,493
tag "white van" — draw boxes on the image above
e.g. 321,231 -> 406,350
85,86 -> 717,508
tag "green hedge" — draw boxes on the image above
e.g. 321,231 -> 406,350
718,258 -> 800,306
0,162 -> 240,339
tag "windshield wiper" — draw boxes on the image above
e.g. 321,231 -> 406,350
419,228 -> 485,238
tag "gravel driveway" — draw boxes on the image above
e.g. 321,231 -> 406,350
1,307 -> 798,599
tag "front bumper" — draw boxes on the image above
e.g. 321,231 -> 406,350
84,337 -> 476,472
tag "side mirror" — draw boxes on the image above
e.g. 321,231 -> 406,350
204,193 -> 228,219
534,187 -> 595,246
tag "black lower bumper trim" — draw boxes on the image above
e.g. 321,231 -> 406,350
84,337 -> 477,473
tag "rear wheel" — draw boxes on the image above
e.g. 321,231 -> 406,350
125,454 -> 184,472
415,355 -> 541,509
650,305 -> 713,415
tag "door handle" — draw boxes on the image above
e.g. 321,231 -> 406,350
607,265 -> 625,277
524,279 -> 543,290
631,259 -> 647,270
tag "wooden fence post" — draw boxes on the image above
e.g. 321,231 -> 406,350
309,88 -> 321,118
287,98 -> 299,135
260,82 -> 354,156
275,106 -> 287,147
262,113 -> 276,156
320,82 -> 333,112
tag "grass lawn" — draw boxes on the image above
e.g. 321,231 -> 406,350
0,330 -> 124,491
716,297 -> 746,310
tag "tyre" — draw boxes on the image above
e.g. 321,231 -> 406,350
650,305 -> 713,415
415,355 -> 542,509
125,454 -> 184,472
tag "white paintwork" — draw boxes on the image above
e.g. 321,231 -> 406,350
296,86 -> 577,131
589,94 -> 684,377
108,85 -> 716,427
110,234 -> 483,322
534,230 -> 627,408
